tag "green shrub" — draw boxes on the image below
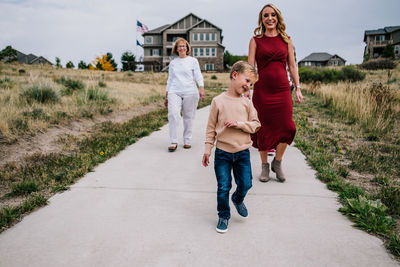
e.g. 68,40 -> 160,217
299,66 -> 365,83
98,81 -> 107,87
361,59 -> 397,70
211,75 -> 217,80
386,234 -> 400,257
379,185 -> 400,216
10,180 -> 39,196
18,69 -> 25,74
339,195 -> 395,234
21,85 -> 59,104
0,77 -> 14,89
341,66 -> 366,82
87,88 -> 108,101
22,108 -> 49,121
56,76 -> 85,95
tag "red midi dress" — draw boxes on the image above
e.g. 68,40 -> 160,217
251,35 -> 296,151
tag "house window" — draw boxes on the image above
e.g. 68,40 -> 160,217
205,64 -> 214,71
212,48 -> 216,57
200,48 -> 204,56
145,36 -> 153,44
212,33 -> 216,41
206,48 -> 210,56
151,49 -> 159,56
334,60 -> 338,66
193,48 -> 198,57
200,33 -> 204,41
395,45 -> 399,55
193,34 -> 198,41
375,35 -> 385,44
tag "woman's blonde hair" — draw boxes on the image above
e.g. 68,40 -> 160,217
253,3 -> 289,44
172,38 -> 191,56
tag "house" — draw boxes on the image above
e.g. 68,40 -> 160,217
16,50 -> 52,65
298,53 -> 346,67
363,26 -> 400,59
142,13 -> 225,72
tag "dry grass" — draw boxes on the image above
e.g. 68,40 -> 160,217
303,63 -> 400,141
0,62 -> 229,144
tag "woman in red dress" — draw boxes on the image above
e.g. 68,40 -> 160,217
248,4 -> 303,182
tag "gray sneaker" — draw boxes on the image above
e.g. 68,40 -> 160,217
216,218 -> 228,233
271,158 -> 286,182
259,163 -> 270,182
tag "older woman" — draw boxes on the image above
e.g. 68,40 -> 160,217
248,4 -> 303,182
165,38 -> 205,152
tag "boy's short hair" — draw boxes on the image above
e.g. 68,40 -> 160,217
172,38 -> 191,56
230,61 -> 257,81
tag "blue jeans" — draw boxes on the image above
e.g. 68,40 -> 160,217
214,148 -> 253,219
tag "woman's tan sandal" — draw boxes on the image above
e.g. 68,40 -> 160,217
183,144 -> 192,149
168,143 -> 178,152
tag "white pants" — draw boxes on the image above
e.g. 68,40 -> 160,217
168,92 -> 199,144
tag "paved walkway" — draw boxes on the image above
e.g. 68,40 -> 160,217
0,106 -> 398,267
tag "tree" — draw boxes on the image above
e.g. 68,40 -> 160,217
223,50 -> 248,70
121,51 -> 136,71
382,44 -> 395,59
0,45 -> 17,62
106,52 -> 118,71
78,60 -> 89,69
55,57 -> 62,68
89,54 -> 115,71
66,61 -> 75,69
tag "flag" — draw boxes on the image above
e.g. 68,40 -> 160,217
137,20 -> 149,33
136,40 -> 143,47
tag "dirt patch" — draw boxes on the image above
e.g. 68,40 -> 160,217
0,103 -> 164,167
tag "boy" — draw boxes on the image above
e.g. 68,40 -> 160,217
202,61 -> 261,233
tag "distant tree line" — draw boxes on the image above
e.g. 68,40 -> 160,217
0,45 -> 138,72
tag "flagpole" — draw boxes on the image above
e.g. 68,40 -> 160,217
135,20 -> 138,66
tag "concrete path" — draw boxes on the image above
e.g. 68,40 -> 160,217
0,106 -> 398,267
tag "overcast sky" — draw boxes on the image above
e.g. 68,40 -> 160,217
0,0 -> 399,68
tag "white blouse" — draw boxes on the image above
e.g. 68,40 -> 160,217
166,56 -> 204,94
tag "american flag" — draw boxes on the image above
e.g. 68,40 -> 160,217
137,20 -> 149,33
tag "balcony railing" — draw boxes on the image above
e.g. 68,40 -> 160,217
369,40 -> 393,46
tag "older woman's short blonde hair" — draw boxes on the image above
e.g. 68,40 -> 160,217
172,38 -> 191,56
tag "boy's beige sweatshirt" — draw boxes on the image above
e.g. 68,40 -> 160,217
204,92 -> 261,155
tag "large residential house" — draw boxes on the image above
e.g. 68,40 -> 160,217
364,26 -> 400,59
142,13 -> 224,72
298,53 -> 346,67
16,50 -> 52,65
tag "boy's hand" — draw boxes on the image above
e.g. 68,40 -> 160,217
224,120 -> 238,127
243,90 -> 251,99
202,154 -> 210,167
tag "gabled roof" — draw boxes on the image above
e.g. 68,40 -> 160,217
14,49 -> 52,65
364,25 -> 400,41
299,52 -> 333,62
188,18 -> 222,32
30,56 -> 53,65
167,13 -> 202,30
144,24 -> 170,35
144,13 -> 213,36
